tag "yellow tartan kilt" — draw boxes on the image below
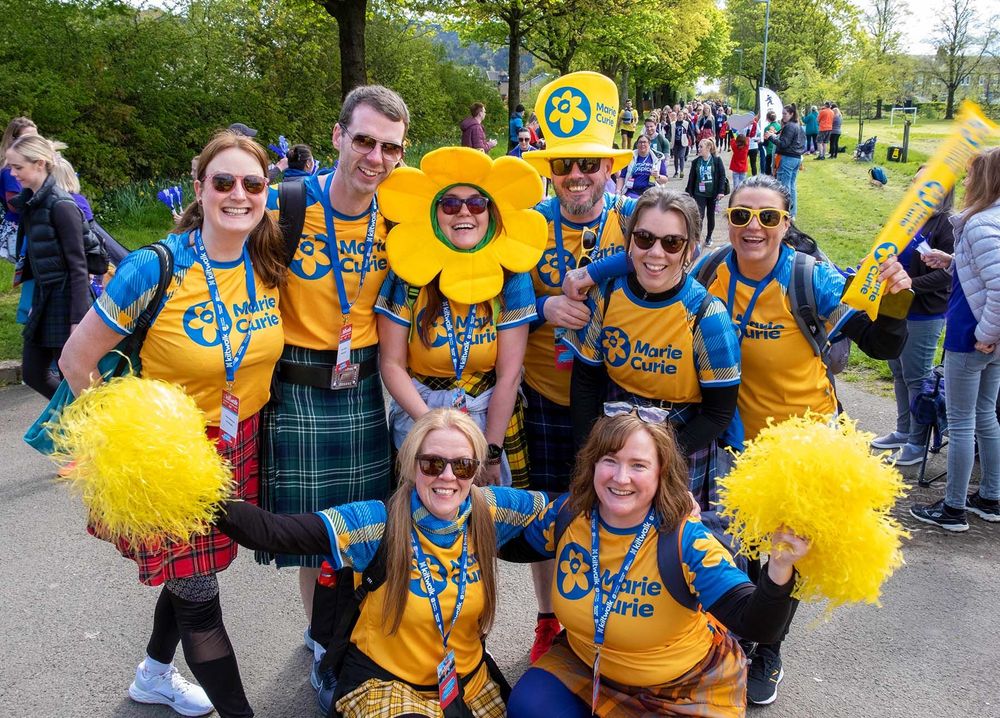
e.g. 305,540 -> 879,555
335,676 -> 506,718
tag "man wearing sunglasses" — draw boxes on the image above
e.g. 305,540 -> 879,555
261,85 -> 408,670
519,71 -> 636,664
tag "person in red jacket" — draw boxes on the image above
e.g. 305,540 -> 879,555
460,102 -> 497,153
730,133 -> 750,191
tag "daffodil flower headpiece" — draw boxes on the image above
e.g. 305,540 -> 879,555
378,147 -> 547,305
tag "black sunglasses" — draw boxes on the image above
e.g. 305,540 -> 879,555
549,157 -> 603,176
631,229 -> 688,254
437,195 -> 490,215
416,454 -> 480,480
206,173 -> 267,195
339,125 -> 405,162
578,227 -> 598,268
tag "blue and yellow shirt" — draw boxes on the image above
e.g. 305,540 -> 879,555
522,495 -> 750,686
95,233 -> 283,425
566,274 -> 740,403
374,270 -> 536,379
316,487 -> 548,698
697,244 -> 855,440
527,194 -> 635,406
266,175 -> 390,351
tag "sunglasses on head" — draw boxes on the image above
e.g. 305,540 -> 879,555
339,125 -> 405,162
631,229 -> 687,253
550,157 -> 603,176
206,173 -> 267,195
416,454 -> 480,480
726,207 -> 788,228
603,401 -> 673,425
437,195 -> 490,215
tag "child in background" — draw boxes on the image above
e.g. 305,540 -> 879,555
730,134 -> 749,192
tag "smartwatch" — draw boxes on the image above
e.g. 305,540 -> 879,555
487,443 -> 504,466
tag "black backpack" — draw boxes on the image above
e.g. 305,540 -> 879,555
277,179 -> 308,265
56,199 -> 109,275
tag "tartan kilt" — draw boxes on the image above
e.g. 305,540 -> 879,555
23,278 -> 80,348
522,382 -> 576,494
258,345 -> 391,568
335,676 -> 506,718
88,412 -> 260,587
533,631 -> 747,717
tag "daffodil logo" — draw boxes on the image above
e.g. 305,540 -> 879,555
290,235 -> 332,280
538,247 -> 576,288
873,241 -> 896,264
556,542 -> 593,600
409,553 -> 449,598
546,88 -> 591,139
183,300 -> 222,347
601,326 -> 631,367
414,308 -> 450,349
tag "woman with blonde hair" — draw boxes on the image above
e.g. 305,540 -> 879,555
212,408 -> 548,717
60,130 -> 287,718
685,138 -> 726,245
6,133 -> 88,398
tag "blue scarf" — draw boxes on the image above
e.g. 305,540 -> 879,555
410,489 -> 472,549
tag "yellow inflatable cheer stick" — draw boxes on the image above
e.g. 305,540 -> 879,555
842,101 -> 997,319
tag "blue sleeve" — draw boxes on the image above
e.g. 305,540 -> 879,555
498,272 -> 537,329
482,487 -> 550,547
95,243 -> 170,335
694,296 -> 741,388
314,500 -> 388,572
564,280 -> 612,366
586,251 -> 630,285
265,184 -> 280,211
679,518 -> 750,608
373,269 -> 411,327
522,494 -> 565,558
813,261 -> 857,339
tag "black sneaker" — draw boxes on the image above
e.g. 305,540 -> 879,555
966,492 -> 1000,522
910,499 -> 969,532
746,645 -> 783,705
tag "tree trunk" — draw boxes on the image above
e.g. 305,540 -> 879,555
507,18 -> 522,116
321,0 -> 367,96
875,98 -> 883,120
620,65 -> 630,107
945,85 -> 956,120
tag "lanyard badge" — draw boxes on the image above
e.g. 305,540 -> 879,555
193,230 -> 255,443
589,509 -> 655,713
441,300 -> 476,413
411,529 -> 469,710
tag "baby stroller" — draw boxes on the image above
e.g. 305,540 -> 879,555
854,136 -> 877,162
910,363 -> 948,487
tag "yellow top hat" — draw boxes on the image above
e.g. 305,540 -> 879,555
379,147 -> 547,305
524,71 -> 633,178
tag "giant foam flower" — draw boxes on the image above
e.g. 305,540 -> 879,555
379,147 -> 547,305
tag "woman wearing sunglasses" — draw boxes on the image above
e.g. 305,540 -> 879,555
59,130 -> 286,718
376,147 -> 545,487
563,186 -> 741,527
505,412 -> 809,718
211,408 -> 548,718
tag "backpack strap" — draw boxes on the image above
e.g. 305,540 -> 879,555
278,179 -> 308,266
693,245 -> 733,288
788,251 -> 838,389
113,242 -> 173,377
553,498 -> 576,549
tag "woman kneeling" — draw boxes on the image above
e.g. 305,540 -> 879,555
506,413 -> 809,717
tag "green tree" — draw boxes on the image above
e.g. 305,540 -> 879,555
928,0 -> 998,119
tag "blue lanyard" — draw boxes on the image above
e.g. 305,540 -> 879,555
192,229 -> 255,385
590,508 -> 655,647
411,529 -> 469,650
441,300 -> 476,383
319,172 -> 378,317
553,206 -> 609,283
726,260 -> 777,345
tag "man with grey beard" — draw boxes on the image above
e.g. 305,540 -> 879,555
519,71 -> 637,663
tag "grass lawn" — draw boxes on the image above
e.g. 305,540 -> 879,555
794,116 -> 957,393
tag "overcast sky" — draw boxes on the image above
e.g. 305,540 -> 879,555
852,0 -> 998,55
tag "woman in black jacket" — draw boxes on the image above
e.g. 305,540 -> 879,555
686,138 -> 727,247
6,134 -> 88,398
774,104 -> 805,219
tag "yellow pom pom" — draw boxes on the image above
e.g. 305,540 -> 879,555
50,375 -> 233,548
720,412 -> 909,609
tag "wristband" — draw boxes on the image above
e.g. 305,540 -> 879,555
487,443 -> 504,466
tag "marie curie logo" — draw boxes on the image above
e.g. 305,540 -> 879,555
290,235 -> 332,280
546,88 -> 591,138
183,295 -> 279,347
556,541 -> 594,600
538,247 -> 576,288
414,308 -> 495,348
873,241 -> 897,263
409,554 -> 481,597
601,326 -> 631,367
183,300 -> 222,346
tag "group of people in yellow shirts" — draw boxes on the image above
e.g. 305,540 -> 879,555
53,70 -> 915,718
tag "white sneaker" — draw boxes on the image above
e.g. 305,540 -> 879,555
128,662 -> 215,717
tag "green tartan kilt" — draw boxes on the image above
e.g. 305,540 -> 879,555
257,345 -> 392,568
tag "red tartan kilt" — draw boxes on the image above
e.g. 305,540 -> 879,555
88,412 -> 260,586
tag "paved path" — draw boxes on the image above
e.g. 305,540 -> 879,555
2,380 -> 998,718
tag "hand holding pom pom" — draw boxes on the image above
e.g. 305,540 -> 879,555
49,375 -> 233,548
765,526 -> 811,586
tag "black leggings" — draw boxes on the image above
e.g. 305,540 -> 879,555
830,133 -> 841,158
749,147 -> 758,176
694,195 -> 718,243
22,339 -> 62,399
147,579 -> 253,718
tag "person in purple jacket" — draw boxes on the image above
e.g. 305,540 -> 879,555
460,102 -> 497,153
